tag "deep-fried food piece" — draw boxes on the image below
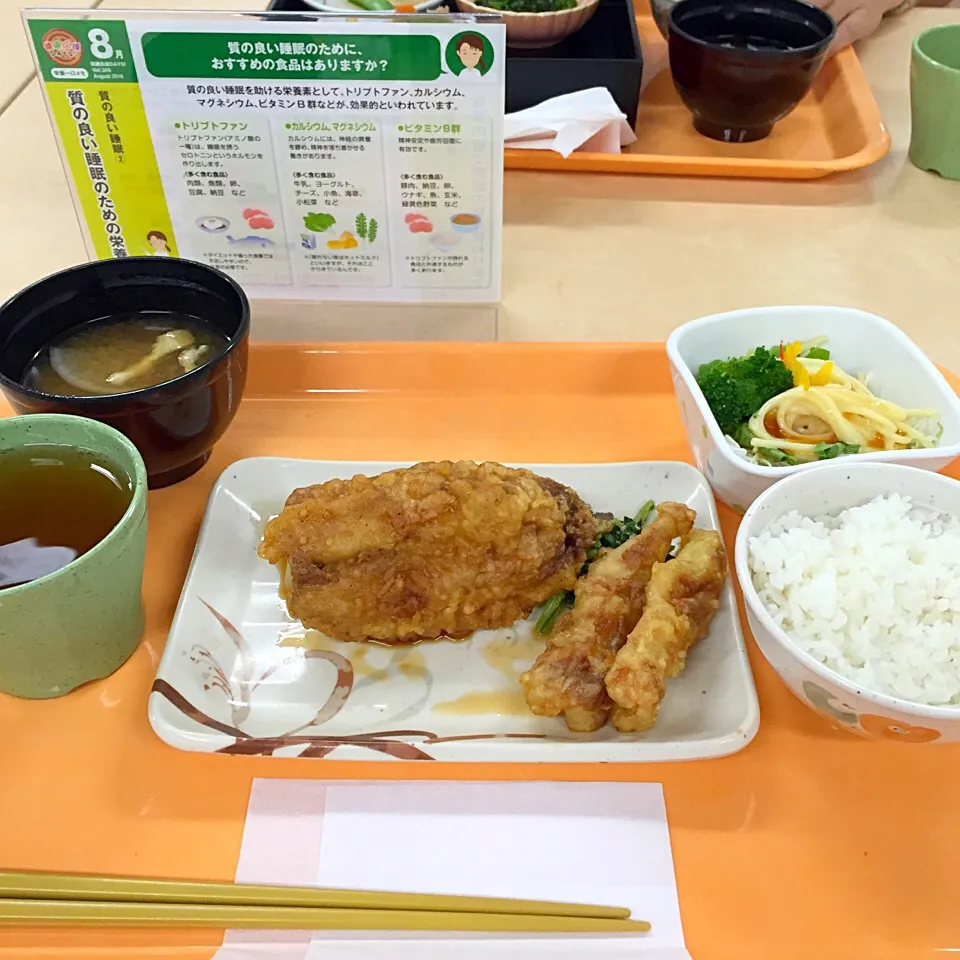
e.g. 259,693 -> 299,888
520,502 -> 696,732
605,529 -> 727,733
258,460 -> 597,644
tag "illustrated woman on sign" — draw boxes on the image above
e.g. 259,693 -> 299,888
454,34 -> 487,79
147,230 -> 172,256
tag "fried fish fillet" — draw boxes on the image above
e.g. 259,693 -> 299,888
258,460 -> 597,644
519,502 -> 696,732
605,529 -> 727,733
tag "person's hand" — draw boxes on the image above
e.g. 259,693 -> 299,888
811,0 -> 906,53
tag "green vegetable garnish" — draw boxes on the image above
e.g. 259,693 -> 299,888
536,500 -> 657,635
348,0 -> 394,9
635,500 -> 655,527
758,447 -> 800,466
696,347 -> 794,439
731,422 -> 755,451
303,212 -> 336,233
479,0 -> 575,10
814,442 -> 860,460
804,346 -> 831,361
534,591 -> 569,634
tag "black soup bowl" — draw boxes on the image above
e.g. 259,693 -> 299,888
0,258 -> 250,488
668,0 -> 836,143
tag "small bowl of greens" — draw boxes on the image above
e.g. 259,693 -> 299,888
666,305 -> 960,513
455,0 -> 600,48
303,0 -> 446,12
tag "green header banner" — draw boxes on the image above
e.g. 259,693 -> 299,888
29,20 -> 137,83
141,32 -> 442,81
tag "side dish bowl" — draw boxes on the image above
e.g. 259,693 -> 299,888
454,0 -> 600,48
666,305 -> 960,512
0,258 -> 249,489
650,0 -> 676,36
304,0 -> 445,10
735,462 -> 960,743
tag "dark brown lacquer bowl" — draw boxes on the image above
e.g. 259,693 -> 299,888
668,0 -> 836,143
0,258 -> 249,488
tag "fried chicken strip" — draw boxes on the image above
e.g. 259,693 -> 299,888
520,502 -> 696,732
258,460 -> 597,644
605,529 -> 727,733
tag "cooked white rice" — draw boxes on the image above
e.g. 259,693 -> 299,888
748,493 -> 960,707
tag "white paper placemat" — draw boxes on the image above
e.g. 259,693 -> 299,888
212,778 -> 691,959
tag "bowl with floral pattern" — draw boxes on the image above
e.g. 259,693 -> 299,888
734,461 -> 960,743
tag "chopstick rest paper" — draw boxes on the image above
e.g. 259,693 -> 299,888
215,778 -> 690,958
504,88 -> 637,158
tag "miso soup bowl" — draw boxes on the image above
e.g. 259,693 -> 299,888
666,305 -> 960,513
668,0 -> 835,143
0,258 -> 249,488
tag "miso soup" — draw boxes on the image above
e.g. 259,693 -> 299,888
22,313 -> 229,397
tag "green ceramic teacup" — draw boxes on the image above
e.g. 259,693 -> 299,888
0,415 -> 148,698
909,24 -> 960,180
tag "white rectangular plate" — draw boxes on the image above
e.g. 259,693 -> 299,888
149,459 -> 759,763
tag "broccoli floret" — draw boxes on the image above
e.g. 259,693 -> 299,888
696,347 -> 794,437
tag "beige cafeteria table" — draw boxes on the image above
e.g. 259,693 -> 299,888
0,7 -> 959,355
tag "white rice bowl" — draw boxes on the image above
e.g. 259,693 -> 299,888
748,493 -> 960,707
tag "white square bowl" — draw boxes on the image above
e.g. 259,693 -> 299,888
665,305 -> 960,513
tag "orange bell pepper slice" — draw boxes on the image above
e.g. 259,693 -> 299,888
779,342 -> 833,391
780,341 -> 809,390
809,360 -> 834,386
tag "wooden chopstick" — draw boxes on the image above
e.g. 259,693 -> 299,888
0,899 -> 651,933
0,870 -> 632,921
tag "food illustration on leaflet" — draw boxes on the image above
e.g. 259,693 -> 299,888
355,214 -> 379,244
326,214 -> 379,251
406,212 -> 433,233
226,235 -> 274,248
431,232 -> 461,252
303,211 -> 337,233
327,231 -> 359,250
196,216 -> 229,234
243,208 -> 275,230
451,212 -> 481,233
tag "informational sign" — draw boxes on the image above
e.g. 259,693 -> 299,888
25,12 -> 505,303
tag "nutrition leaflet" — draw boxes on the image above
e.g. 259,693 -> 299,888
26,13 -> 505,303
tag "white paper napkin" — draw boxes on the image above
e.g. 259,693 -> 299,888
504,87 -> 637,158
213,778 -> 691,960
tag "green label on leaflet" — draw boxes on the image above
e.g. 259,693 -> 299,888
141,32 -> 442,81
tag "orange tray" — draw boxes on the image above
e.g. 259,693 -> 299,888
0,341 -> 957,960
503,0 -> 891,180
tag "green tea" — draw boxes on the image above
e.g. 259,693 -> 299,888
0,445 -> 132,590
